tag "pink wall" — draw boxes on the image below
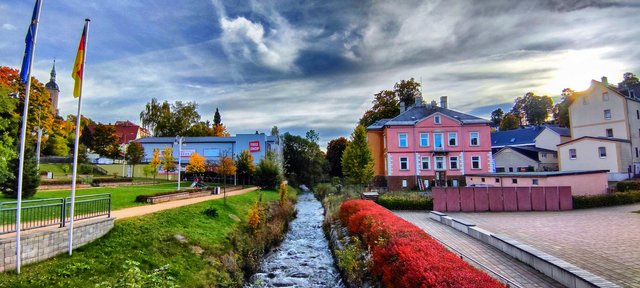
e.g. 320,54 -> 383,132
433,186 -> 573,212
385,113 -> 491,176
465,172 -> 608,195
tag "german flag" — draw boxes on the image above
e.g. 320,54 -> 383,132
71,21 -> 88,98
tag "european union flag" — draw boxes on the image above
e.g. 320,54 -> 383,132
19,0 -> 42,84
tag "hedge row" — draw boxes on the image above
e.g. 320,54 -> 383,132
134,187 -> 211,203
339,200 -> 504,288
573,190 -> 640,209
40,177 -> 133,186
377,192 -> 433,210
615,181 -> 640,192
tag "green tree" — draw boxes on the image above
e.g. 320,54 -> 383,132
305,129 -> 319,143
236,150 -> 255,185
511,92 -> 554,126
0,88 -> 18,183
326,137 -> 349,177
499,113 -> 521,131
184,121 -> 213,137
125,142 -> 145,178
255,151 -> 282,190
490,108 -> 504,127
161,146 -> 176,180
92,123 -> 120,159
1,145 -> 40,198
553,88 -> 575,127
359,90 -> 399,128
341,125 -> 374,186
140,99 -> 201,137
79,122 -> 94,150
394,78 -> 421,107
282,132 -> 326,186
214,107 -> 221,125
44,135 -> 70,156
622,72 -> 639,86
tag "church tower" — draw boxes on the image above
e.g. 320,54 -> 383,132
45,60 -> 59,115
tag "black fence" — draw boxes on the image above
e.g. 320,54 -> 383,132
0,194 -> 111,235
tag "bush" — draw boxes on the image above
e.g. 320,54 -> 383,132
573,190 -> 640,209
616,181 -> 640,192
313,183 -> 337,200
254,156 -> 281,190
339,200 -> 504,288
203,207 -> 219,218
378,192 -> 433,210
1,145 -> 39,199
78,163 -> 94,175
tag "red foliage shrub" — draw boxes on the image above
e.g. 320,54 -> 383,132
339,199 -> 505,288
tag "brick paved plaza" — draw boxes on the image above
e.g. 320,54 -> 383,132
445,203 -> 640,287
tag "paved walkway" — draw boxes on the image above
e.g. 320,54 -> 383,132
395,211 -> 562,287
112,187 -> 258,220
446,203 -> 640,288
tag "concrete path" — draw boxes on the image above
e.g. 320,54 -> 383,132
395,211 -> 563,288
446,203 -> 640,288
112,187 -> 258,220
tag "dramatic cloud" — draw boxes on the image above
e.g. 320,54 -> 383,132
1,0 -> 640,148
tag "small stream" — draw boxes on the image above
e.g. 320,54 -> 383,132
246,192 -> 345,288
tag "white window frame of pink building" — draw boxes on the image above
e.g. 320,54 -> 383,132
421,156 -> 430,170
434,156 -> 446,170
471,156 -> 481,169
448,132 -> 458,146
449,156 -> 459,170
434,115 -> 441,124
398,133 -> 408,147
434,133 -> 444,149
470,132 -> 480,146
419,133 -> 429,147
399,157 -> 409,170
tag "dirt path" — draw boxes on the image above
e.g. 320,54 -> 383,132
111,187 -> 259,220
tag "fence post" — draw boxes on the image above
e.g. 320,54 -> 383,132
108,194 -> 111,218
61,198 -> 66,227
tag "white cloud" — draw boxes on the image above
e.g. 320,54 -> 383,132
2,23 -> 15,30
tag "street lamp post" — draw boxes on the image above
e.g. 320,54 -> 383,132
174,136 -> 184,191
35,127 -> 43,171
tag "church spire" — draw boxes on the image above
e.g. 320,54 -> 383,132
50,59 -> 56,82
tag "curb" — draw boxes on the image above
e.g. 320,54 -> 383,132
429,211 -> 620,288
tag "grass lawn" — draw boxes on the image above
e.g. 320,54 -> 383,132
0,189 -> 295,287
0,183 -> 181,210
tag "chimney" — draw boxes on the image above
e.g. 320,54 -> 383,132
414,90 -> 423,107
601,76 -> 608,85
400,101 -> 406,112
440,96 -> 448,109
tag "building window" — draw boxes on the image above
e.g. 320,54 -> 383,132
448,132 -> 458,146
604,109 -> 611,120
602,92 -> 609,101
496,167 -> 505,172
512,178 -> 518,184
583,96 -> 588,105
470,132 -> 480,146
542,153 -> 547,158
434,156 -> 445,170
434,133 -> 444,149
508,167 -> 514,172
398,133 -> 408,147
452,180 -> 459,187
399,157 -> 409,170
421,156 -> 430,170
606,128 -> 613,137
569,148 -> 577,159
471,156 -> 481,169
636,147 -> 639,158
449,156 -> 459,170
598,147 -> 607,158
402,179 -> 408,188
532,179 -> 539,185
637,110 -> 639,120
481,178 -> 485,183
434,115 -> 441,124
419,133 -> 429,147
495,178 -> 500,183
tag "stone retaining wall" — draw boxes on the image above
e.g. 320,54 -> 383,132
147,191 -> 212,204
0,217 -> 115,272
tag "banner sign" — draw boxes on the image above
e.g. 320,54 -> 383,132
249,141 -> 260,152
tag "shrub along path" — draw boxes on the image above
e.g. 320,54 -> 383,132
112,187 -> 258,220
444,203 -> 640,288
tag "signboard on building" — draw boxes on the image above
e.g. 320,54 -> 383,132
181,149 -> 195,158
249,141 -> 260,152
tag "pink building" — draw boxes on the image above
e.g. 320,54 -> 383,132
367,97 -> 492,190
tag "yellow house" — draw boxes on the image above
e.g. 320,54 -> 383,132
558,77 -> 640,180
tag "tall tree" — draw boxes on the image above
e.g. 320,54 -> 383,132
125,142 -> 145,178
255,151 -> 282,190
326,137 -> 349,177
394,78 -> 421,107
79,122 -> 94,150
0,88 -> 18,183
236,150 -> 256,185
341,125 -> 374,186
282,132 -> 326,186
186,152 -> 206,173
499,113 -> 520,131
622,72 -> 639,86
217,152 -> 236,204
213,124 -> 230,137
140,99 -> 201,137
1,145 -> 39,199
305,129 -> 319,143
214,107 -> 221,125
553,88 -> 575,127
92,124 -> 120,159
511,92 -> 554,126
161,146 -> 176,180
185,121 -> 214,137
359,90 -> 400,127
490,108 -> 504,127
146,148 -> 161,181
44,135 -> 69,156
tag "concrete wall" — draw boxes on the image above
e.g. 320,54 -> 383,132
0,218 -> 114,272
466,172 -> 608,196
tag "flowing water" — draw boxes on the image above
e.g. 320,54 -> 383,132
246,192 -> 345,288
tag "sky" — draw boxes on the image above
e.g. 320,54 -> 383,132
1,0 -> 640,148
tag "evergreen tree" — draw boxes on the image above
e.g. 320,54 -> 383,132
341,125 -> 374,186
1,145 -> 40,198
214,107 -> 221,125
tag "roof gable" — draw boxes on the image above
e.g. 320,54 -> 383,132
491,126 -> 545,147
384,104 -> 489,126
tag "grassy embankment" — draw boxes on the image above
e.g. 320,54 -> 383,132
0,188 -> 297,287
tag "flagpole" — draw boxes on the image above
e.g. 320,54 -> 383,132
15,0 -> 43,274
69,18 -> 90,256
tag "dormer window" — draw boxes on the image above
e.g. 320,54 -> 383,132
434,115 -> 441,124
